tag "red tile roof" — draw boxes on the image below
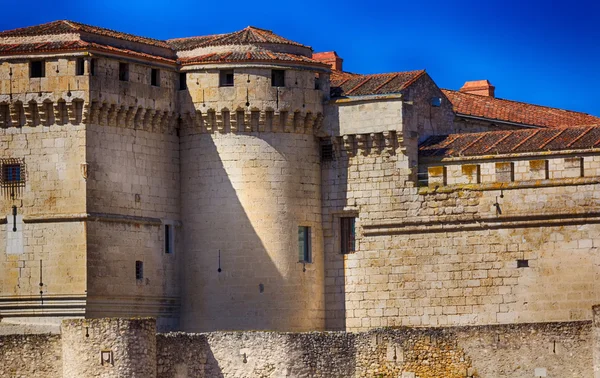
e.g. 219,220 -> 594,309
0,20 -> 171,49
167,26 -> 309,51
443,89 -> 600,128
331,70 -> 425,97
180,49 -> 327,66
419,125 -> 600,158
0,40 -> 176,64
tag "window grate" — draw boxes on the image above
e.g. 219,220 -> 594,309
321,143 -> 334,162
219,70 -> 234,87
0,159 -> 25,188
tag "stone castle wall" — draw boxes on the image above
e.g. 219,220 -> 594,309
0,316 -> 597,377
0,124 -> 87,320
179,130 -> 325,332
323,141 -> 600,331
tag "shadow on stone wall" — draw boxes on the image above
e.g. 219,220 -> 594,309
180,122 -> 324,332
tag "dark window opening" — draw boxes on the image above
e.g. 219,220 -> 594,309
517,259 -> 529,268
341,217 -> 356,254
119,62 -> 129,82
135,261 -> 144,279
315,74 -> 321,90
30,60 -> 45,78
90,59 -> 97,76
76,58 -> 85,76
272,69 -> 285,87
151,68 -> 160,87
165,224 -> 172,254
219,69 -> 234,87
298,226 -> 312,263
1,161 -> 25,188
321,143 -> 334,162
179,72 -> 187,90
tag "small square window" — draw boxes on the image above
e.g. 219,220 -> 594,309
272,69 -> 285,87
76,58 -> 85,76
30,60 -> 45,78
119,62 -> 129,82
341,217 -> 356,254
1,160 -> 25,188
298,226 -> 312,263
517,259 -> 529,268
321,143 -> 334,162
179,72 -> 187,90
151,68 -> 160,87
219,69 -> 234,87
135,261 -> 144,279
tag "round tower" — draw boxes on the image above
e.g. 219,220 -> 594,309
174,27 -> 330,331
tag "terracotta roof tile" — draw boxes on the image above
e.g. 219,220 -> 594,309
419,125 -> 600,158
0,20 -> 171,49
179,49 -> 326,66
0,41 -> 176,64
443,89 -> 600,128
331,70 -> 425,97
168,26 -> 309,51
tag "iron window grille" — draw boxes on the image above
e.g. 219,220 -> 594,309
1,159 -> 25,188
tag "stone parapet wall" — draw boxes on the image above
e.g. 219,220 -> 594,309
0,317 -> 595,377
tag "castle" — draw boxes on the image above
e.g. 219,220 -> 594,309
0,20 -> 599,340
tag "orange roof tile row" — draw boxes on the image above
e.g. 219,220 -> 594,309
0,40 -> 177,64
0,20 -> 171,49
179,49 -> 327,66
443,89 -> 600,128
330,70 -> 425,97
419,125 -> 600,158
168,26 -> 310,51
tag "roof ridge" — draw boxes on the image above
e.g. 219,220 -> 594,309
442,88 -> 598,118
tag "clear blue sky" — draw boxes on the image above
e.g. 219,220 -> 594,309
2,0 -> 599,115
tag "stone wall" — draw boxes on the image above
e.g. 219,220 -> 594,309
180,131 -> 324,332
0,317 -> 596,377
85,124 -> 180,330
594,305 -> 600,378
62,318 -> 156,378
157,321 -> 593,378
0,333 -> 62,378
323,143 -> 600,330
0,124 -> 87,319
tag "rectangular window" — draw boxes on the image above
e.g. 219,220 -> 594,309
90,59 -> 97,76
341,217 -> 356,254
135,261 -> 144,280
30,60 -> 45,78
165,224 -> 173,254
76,58 -> 85,76
321,143 -> 334,162
179,72 -> 187,90
314,73 -> 321,90
151,68 -> 160,87
272,69 -> 285,87
1,160 -> 25,188
298,226 -> 312,263
119,62 -> 129,82
219,69 -> 234,87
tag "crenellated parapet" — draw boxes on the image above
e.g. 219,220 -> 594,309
181,108 -> 323,135
337,130 -> 401,157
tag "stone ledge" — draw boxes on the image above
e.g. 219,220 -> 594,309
363,211 -> 600,235
418,176 -> 600,194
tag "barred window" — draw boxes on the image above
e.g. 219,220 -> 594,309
1,159 -> 25,188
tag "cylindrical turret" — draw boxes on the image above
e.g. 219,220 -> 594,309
176,27 -> 329,331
